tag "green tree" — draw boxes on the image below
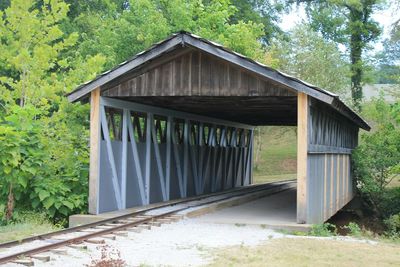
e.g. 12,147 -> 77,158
290,0 -> 382,110
70,0 -> 266,69
267,25 -> 350,95
353,98 -> 400,218
230,0 -> 286,43
0,0 -> 105,221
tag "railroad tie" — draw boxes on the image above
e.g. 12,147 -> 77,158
85,238 -> 105,244
30,254 -> 51,262
80,228 -> 100,233
104,223 -> 125,227
50,248 -> 68,255
95,225 -> 114,230
136,224 -> 151,230
134,215 -> 152,220
166,215 -> 184,221
113,231 -> 128,237
68,244 -> 88,250
157,218 -> 173,224
125,227 -> 142,233
12,259 -> 34,266
102,234 -> 117,240
149,221 -> 162,227
115,219 -> 132,224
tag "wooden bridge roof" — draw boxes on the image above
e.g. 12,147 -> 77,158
67,31 -> 370,130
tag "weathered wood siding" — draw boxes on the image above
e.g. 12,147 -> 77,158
306,98 -> 358,223
102,50 -> 296,97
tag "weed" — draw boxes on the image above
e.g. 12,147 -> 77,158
309,223 -> 337,237
343,222 -> 362,237
0,211 -> 60,243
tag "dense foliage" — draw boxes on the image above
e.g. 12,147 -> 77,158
0,0 -> 104,223
353,97 -> 400,236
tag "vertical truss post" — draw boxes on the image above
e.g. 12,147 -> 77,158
145,113 -> 152,204
225,128 -> 237,189
172,119 -> 185,198
189,124 -> 200,195
211,126 -> 218,192
121,109 -> 128,209
166,116 -> 172,200
202,126 -> 215,192
249,129 -> 254,184
217,126 -> 227,192
183,119 -> 189,197
198,123 -> 204,194
151,114 -> 167,201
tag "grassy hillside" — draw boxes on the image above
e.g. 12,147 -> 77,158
253,126 -> 297,184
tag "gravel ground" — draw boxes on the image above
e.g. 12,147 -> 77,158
4,218 -> 285,267
3,218 -> 378,267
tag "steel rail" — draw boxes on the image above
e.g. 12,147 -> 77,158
0,180 -> 293,250
0,180 -> 295,265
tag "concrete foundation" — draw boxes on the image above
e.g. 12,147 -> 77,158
69,181 -> 310,232
194,188 -> 311,232
69,181 -> 296,228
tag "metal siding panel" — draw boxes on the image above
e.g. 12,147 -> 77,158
99,142 -> 118,213
125,143 -> 145,208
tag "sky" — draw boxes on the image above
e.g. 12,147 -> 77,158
279,2 -> 398,52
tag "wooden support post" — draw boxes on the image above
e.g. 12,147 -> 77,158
89,87 -> 101,214
297,92 -> 308,223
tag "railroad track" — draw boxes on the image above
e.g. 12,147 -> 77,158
0,180 -> 295,266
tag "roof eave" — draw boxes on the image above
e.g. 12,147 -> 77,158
67,34 -> 184,103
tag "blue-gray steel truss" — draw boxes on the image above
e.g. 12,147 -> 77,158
96,97 -> 254,213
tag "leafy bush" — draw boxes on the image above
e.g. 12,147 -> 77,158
309,223 -> 337,237
0,105 -> 46,221
384,214 -> 400,238
353,99 -> 400,219
0,103 -> 89,225
0,0 -> 98,225
343,222 -> 362,237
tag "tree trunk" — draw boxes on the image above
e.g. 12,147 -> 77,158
5,183 -> 14,221
349,7 -> 364,111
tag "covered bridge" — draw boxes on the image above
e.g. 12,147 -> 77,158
67,31 -> 370,224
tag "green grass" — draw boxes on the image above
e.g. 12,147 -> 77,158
254,173 -> 297,184
253,126 -> 297,184
210,238 -> 400,267
0,212 -> 61,243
